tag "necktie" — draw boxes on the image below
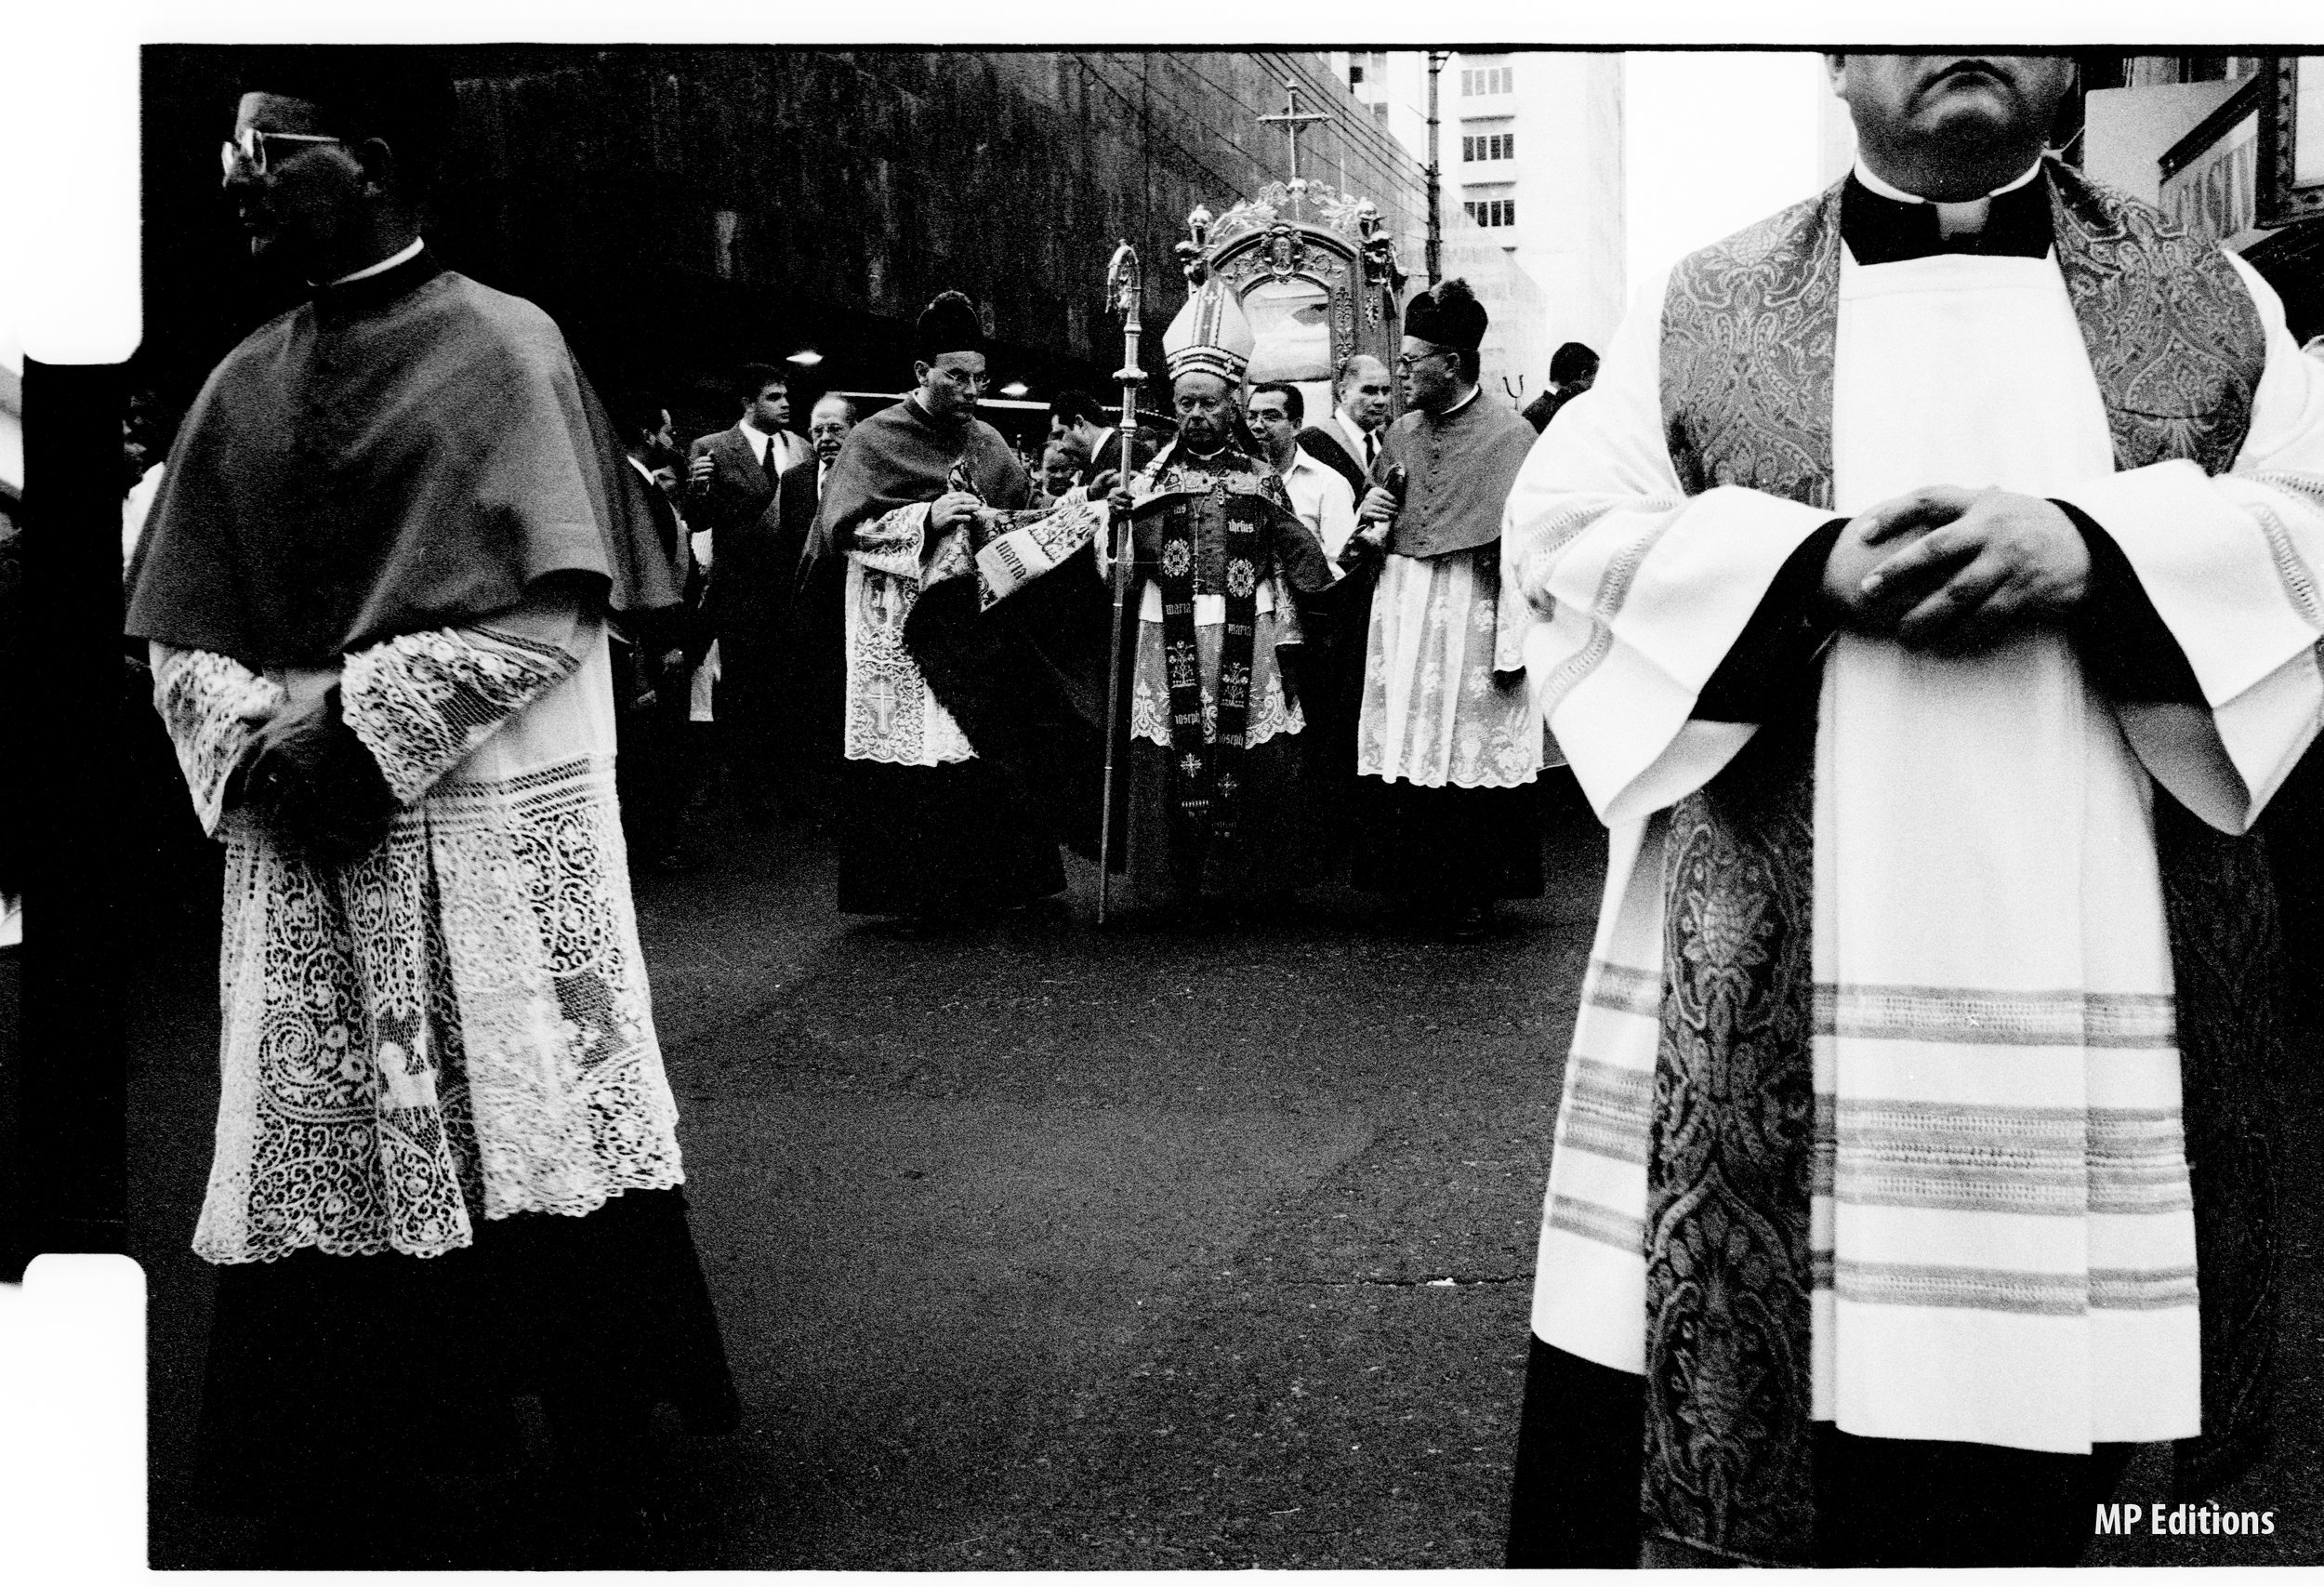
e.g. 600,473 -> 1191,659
762,435 -> 776,473
1364,432 -> 1377,469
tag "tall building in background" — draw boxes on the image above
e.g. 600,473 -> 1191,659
1446,52 -> 1626,397
1332,50 -> 1627,402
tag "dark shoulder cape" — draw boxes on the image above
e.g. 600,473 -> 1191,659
817,398 -> 1027,549
1379,394 -> 1538,560
821,398 -> 1117,859
127,254 -> 678,666
1635,159 -> 2276,1563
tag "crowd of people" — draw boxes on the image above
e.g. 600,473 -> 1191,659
542,284 -> 1604,941
112,47 -> 2324,1572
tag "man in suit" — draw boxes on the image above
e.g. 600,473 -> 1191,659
1050,386 -> 1154,488
612,390 -> 708,867
768,395 -> 856,815
687,362 -> 812,537
689,361 -> 811,820
1285,357 -> 1393,865
1294,352 -> 1393,501
1048,389 -> 1112,487
1518,339 -> 1600,433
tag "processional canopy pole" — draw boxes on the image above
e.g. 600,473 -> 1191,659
1096,241 -> 1143,928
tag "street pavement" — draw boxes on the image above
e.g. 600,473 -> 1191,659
134,781 -> 1601,1568
128,776 -> 2324,1568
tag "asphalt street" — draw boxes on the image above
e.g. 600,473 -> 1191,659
126,774 -> 2324,1568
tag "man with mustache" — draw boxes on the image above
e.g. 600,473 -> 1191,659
1503,55 -> 2324,1566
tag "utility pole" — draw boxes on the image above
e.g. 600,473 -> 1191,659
1425,51 -> 1444,285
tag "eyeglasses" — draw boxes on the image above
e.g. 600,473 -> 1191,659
1395,350 -> 1452,370
219,126 -> 344,179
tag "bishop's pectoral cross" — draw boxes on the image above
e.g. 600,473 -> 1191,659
1258,80 -> 1331,190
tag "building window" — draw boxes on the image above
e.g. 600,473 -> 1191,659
1460,65 -> 1513,97
1461,132 -> 1514,162
1465,198 -> 1517,228
1349,62 -> 1366,87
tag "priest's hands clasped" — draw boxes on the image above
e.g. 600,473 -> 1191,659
237,686 -> 402,867
1821,484 -> 2093,653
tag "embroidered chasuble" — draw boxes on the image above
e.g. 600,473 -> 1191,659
1106,441 -> 1333,888
1505,161 -> 2322,1562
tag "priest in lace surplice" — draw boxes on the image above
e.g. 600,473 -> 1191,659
1098,280 -> 1336,913
820,290 -> 1076,930
1349,279 -> 1546,939
125,60 -> 734,1549
1499,55 -> 2324,1567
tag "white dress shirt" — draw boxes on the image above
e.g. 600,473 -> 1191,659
1277,446 -> 1359,570
738,418 -> 807,476
1329,407 -> 1380,474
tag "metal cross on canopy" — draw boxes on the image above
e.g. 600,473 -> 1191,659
1258,79 -> 1331,187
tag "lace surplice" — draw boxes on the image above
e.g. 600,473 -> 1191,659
153,583 -> 685,1264
843,501 -> 976,767
1125,599 -> 1306,749
1356,545 -> 1543,789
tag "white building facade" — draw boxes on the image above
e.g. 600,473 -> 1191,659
1332,50 -> 1627,403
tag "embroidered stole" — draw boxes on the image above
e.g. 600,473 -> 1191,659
1147,481 -> 1265,849
1647,160 -> 2276,1562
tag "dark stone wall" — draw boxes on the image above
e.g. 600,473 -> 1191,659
140,46 -> 1426,448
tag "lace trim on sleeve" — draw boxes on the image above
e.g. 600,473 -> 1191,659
341,625 -> 583,805
152,647 -> 289,837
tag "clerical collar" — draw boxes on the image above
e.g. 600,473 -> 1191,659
310,238 -> 442,313
321,235 -> 426,288
1427,386 -> 1483,421
1842,159 -> 2052,265
905,393 -> 965,429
